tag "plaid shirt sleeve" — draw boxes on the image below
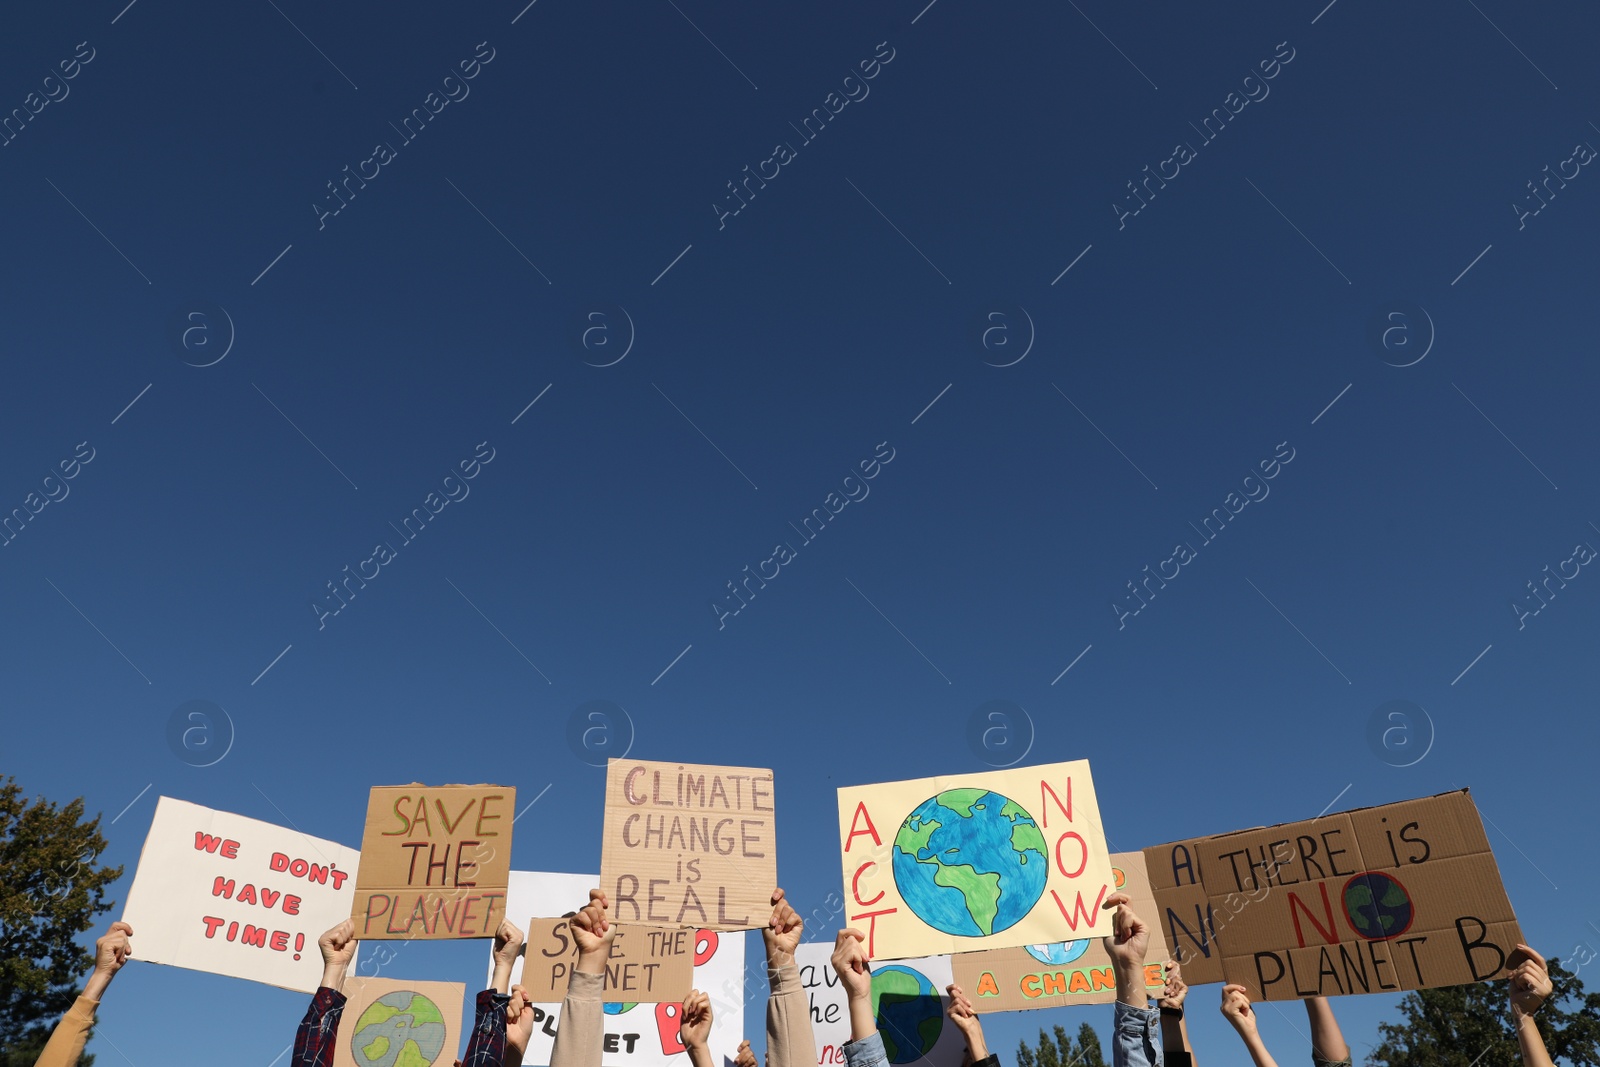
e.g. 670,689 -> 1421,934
460,989 -> 512,1067
294,987 -> 348,1067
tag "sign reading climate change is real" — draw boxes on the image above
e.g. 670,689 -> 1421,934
1144,790 -> 1525,1000
837,761 -> 1114,960
600,759 -> 775,931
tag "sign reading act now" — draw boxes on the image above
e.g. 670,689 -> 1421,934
352,784 -> 514,939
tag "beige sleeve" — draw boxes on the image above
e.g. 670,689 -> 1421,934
550,970 -> 606,1067
767,964 -> 818,1067
33,996 -> 98,1067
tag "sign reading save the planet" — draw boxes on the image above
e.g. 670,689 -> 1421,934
332,977 -> 464,1067
950,851 -> 1169,1011
837,761 -> 1114,960
1144,790 -> 1525,1000
351,784 -> 515,940
795,942 -> 965,1067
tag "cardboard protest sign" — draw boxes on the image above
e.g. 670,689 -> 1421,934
522,917 -> 696,1003
600,759 -> 775,931
795,943 -> 965,1067
837,761 -> 1115,960
1144,833 -> 1229,986
352,784 -> 514,940
496,870 -> 746,1067
1149,790 -> 1523,1000
120,796 -> 360,992
950,852 -> 1168,1011
334,977 -> 465,1067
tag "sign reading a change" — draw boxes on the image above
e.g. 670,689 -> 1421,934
837,761 -> 1113,960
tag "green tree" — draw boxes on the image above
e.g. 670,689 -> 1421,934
1017,1022 -> 1108,1067
1370,956 -> 1600,1067
0,777 -> 123,1067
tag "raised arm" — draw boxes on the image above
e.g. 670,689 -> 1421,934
460,919 -> 526,1067
764,888 -> 818,1067
1302,997 -> 1350,1067
832,928 -> 886,1067
1509,944 -> 1556,1067
945,983 -> 994,1066
549,890 -> 617,1067
34,922 -> 133,1067
1157,961 -> 1193,1067
681,989 -> 716,1067
1103,892 -> 1161,1067
293,921 -> 359,1067
1220,985 -> 1278,1067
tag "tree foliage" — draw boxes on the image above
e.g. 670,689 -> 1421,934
1017,1022 -> 1108,1067
1370,956 -> 1600,1067
0,776 -> 122,1067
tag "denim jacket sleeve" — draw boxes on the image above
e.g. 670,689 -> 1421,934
842,1031 -> 889,1067
1112,1002 -> 1163,1067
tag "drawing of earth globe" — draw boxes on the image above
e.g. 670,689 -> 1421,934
1343,872 -> 1415,940
871,964 -> 944,1064
891,788 -> 1049,937
350,990 -> 448,1067
1025,939 -> 1091,966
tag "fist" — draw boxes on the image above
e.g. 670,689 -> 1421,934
318,920 -> 357,967
1100,893 -> 1150,969
572,889 -> 617,956
507,985 -> 536,1060
680,989 -> 713,1049
734,1040 -> 757,1067
763,889 -> 802,966
94,922 -> 133,974
1509,944 -> 1553,1015
830,929 -> 872,1001
1158,961 -> 1186,1012
1220,984 -> 1258,1036
494,919 -> 527,968
945,983 -> 980,1032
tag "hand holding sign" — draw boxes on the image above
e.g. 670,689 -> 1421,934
1158,960 -> 1187,1012
1102,892 -> 1151,1007
572,888 -> 617,972
945,984 -> 988,1060
1509,944 -> 1553,1017
1220,984 -> 1260,1040
508,985 -> 536,1063
82,922 -> 133,1003
493,919 -> 527,992
318,920 -> 357,991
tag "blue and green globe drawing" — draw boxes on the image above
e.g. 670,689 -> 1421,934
1025,939 -> 1090,966
1342,872 -> 1415,941
349,990 -> 449,1067
892,788 -> 1048,937
871,965 -> 943,1064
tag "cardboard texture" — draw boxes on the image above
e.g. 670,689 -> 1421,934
837,761 -> 1115,960
599,759 -> 775,931
522,917 -> 696,1002
1144,790 -> 1524,1000
334,977 -> 465,1067
351,784 -> 514,940
950,852 -> 1169,1011
494,870 -> 746,1067
795,943 -> 966,1067
119,796 -> 361,992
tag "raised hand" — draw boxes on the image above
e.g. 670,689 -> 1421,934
1509,944 -> 1554,1016
734,1040 -> 757,1067
763,888 -> 803,969
1221,984 -> 1259,1038
945,983 -> 988,1059
680,989 -> 714,1050
506,984 -> 536,1063
571,889 -> 618,973
1158,960 -> 1187,1012
830,928 -> 872,1001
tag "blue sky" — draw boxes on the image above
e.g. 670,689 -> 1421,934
3,0 -> 1599,1064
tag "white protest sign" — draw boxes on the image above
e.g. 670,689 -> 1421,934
493,871 -> 746,1067
121,796 -> 361,992
794,944 -> 964,1067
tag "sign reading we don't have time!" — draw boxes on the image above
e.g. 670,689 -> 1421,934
352,784 -> 515,940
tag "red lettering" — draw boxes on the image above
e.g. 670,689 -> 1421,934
850,907 -> 898,958
221,840 -> 239,859
1039,780 -> 1072,827
200,915 -> 225,937
843,802 -> 882,851
270,930 -> 290,951
331,868 -> 349,889
237,884 -> 257,906
195,832 -> 228,854
212,876 -> 236,899
1050,882 -> 1109,931
363,893 -> 392,935
289,859 -> 309,878
270,852 -> 290,872
240,924 -> 267,948
852,861 -> 884,906
1289,883 -> 1339,948
259,888 -> 280,909
284,895 -> 302,915
1054,832 -> 1088,878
